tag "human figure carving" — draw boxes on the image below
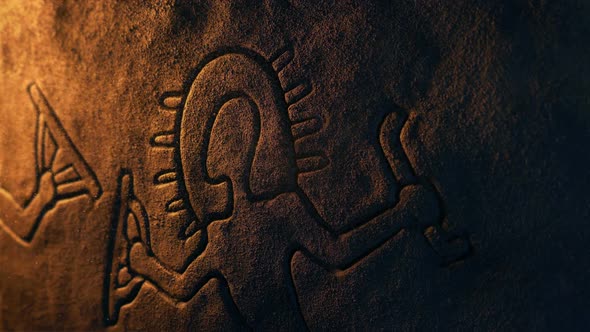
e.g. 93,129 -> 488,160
119,100 -> 440,329
101,44 -> 473,328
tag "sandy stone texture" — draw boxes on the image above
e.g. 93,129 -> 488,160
0,1 -> 589,330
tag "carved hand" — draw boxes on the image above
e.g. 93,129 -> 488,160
128,241 -> 150,277
37,171 -> 56,207
399,183 -> 440,229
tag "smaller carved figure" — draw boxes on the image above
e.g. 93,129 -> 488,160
0,83 -> 102,245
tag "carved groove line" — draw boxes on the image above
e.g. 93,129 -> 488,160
0,82 -> 101,246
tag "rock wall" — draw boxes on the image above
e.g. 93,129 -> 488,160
0,1 -> 589,330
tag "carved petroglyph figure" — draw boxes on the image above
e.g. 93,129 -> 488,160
0,83 -> 102,245
104,45 -> 468,329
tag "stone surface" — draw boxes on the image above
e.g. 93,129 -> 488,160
1,1 -> 589,330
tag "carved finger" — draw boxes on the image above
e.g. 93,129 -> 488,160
117,266 -> 133,287
125,213 -> 140,243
